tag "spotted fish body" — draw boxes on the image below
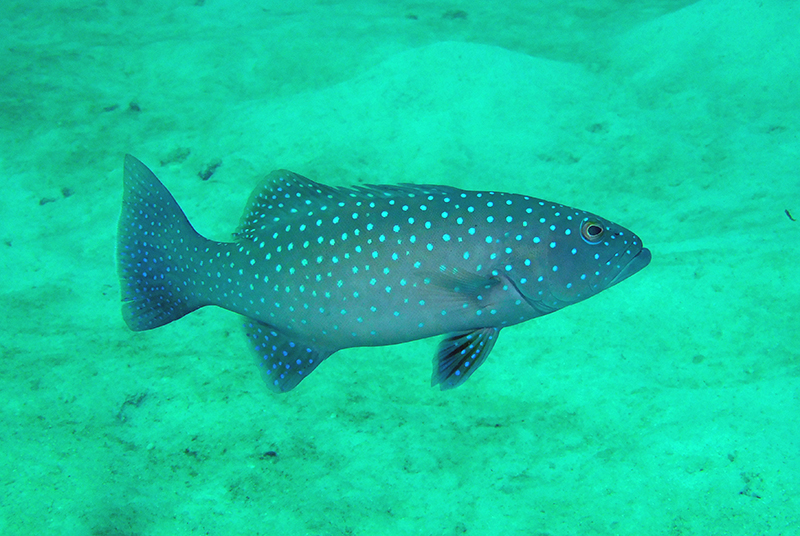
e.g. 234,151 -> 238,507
118,155 -> 650,392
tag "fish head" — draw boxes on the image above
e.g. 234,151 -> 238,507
506,210 -> 650,314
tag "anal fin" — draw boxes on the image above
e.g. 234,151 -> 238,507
432,327 -> 501,390
245,320 -> 332,393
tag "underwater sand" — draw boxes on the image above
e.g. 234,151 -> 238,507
1,0 -> 798,534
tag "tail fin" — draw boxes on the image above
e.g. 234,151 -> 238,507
117,155 -> 207,331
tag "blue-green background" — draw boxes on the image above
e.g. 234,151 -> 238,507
2,1 -> 798,534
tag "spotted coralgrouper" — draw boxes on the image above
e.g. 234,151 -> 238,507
118,154 -> 650,392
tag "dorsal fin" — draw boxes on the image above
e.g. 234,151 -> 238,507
234,170 -> 341,241
234,171 -> 472,242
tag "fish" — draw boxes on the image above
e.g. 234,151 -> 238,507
118,155 -> 650,393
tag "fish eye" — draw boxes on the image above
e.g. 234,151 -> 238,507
580,220 -> 605,244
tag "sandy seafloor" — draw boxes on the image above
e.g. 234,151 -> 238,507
1,0 -> 799,534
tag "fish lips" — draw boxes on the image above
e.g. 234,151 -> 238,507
608,246 -> 651,288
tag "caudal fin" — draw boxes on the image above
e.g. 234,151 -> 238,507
117,155 -> 207,331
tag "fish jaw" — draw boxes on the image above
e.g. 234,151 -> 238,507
608,246 -> 651,289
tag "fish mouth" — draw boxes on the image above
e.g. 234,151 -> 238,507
608,247 -> 651,288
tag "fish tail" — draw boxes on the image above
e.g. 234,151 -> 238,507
117,154 -> 209,331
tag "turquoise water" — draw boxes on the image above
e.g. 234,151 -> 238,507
2,1 -> 798,534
